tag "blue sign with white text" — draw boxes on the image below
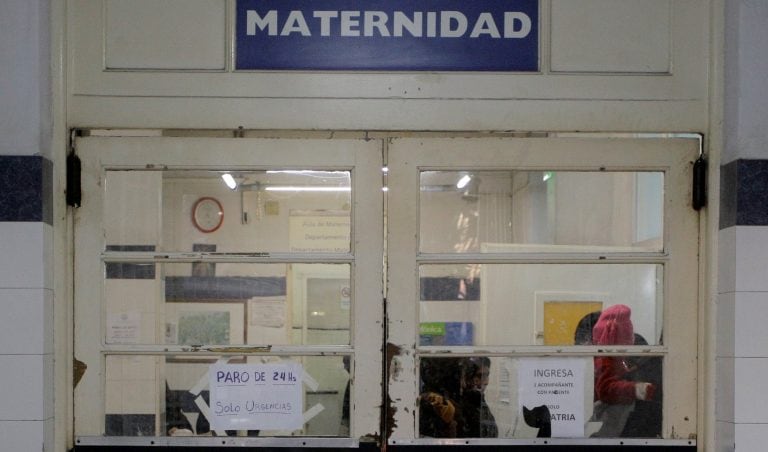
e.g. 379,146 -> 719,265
236,0 -> 539,71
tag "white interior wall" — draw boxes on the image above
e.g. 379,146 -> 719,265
555,173 -> 637,247
162,178 -> 350,258
421,172 -> 656,254
482,263 -> 659,346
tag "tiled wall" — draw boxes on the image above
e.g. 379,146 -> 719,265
0,156 -> 53,451
718,160 -> 768,451
720,1 -> 768,449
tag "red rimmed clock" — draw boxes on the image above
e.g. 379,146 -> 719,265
191,197 -> 224,233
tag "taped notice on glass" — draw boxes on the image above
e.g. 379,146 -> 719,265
209,362 -> 303,430
517,357 -> 586,437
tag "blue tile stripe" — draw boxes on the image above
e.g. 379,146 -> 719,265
0,155 -> 52,224
720,159 -> 768,229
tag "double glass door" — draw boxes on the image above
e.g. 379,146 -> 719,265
73,134 -> 699,447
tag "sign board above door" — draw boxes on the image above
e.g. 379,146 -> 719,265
235,0 -> 539,71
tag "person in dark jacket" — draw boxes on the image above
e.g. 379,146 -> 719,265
458,357 -> 498,438
621,333 -> 662,438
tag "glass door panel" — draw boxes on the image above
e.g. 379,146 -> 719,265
74,136 -> 382,444
387,137 -> 699,444
418,355 -> 663,439
418,263 -> 663,347
420,170 -> 664,253
105,169 -> 352,254
103,262 -> 351,347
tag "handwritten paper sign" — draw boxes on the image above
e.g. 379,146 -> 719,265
517,357 -> 586,437
209,362 -> 303,430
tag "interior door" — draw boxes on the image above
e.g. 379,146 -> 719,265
73,136 -> 383,446
386,136 -> 700,445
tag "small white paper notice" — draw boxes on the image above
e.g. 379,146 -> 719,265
106,311 -> 141,344
209,362 -> 303,431
517,357 -> 586,438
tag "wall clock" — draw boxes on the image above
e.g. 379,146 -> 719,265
191,197 -> 224,233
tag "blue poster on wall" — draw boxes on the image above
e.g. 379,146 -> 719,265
235,0 -> 539,71
420,322 -> 474,346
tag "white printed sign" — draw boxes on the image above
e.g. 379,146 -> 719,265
106,311 -> 141,344
517,357 -> 586,437
209,362 -> 303,430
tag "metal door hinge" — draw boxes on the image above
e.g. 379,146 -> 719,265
66,130 -> 82,207
692,155 -> 707,211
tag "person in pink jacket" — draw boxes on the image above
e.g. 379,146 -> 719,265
591,304 -> 657,437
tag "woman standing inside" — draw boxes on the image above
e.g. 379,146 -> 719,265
591,304 -> 657,437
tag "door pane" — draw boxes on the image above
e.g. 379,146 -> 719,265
104,262 -> 351,346
419,170 -> 664,253
419,264 -> 663,346
76,136 -> 383,441
105,354 -> 351,437
104,169 -> 352,254
419,355 -> 663,439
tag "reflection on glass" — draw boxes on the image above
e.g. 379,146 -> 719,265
104,169 -> 351,254
105,354 -> 351,437
419,264 -> 663,346
419,170 -> 664,253
103,263 -> 350,346
419,355 -> 662,439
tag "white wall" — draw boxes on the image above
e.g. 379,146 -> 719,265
0,0 -> 50,158
0,1 -> 53,451
723,1 -> 768,162
719,2 -> 768,451
66,0 -> 711,132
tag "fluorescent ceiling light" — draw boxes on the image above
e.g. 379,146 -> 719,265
266,170 -> 347,175
266,170 -> 317,174
221,173 -> 237,190
456,175 -> 472,189
264,186 -> 350,192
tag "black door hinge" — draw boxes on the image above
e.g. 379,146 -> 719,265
67,130 -> 82,207
692,155 -> 707,211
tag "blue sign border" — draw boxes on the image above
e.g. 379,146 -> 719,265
236,0 -> 539,72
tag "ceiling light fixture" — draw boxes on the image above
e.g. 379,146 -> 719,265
221,173 -> 237,190
456,174 -> 472,189
264,186 -> 351,192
